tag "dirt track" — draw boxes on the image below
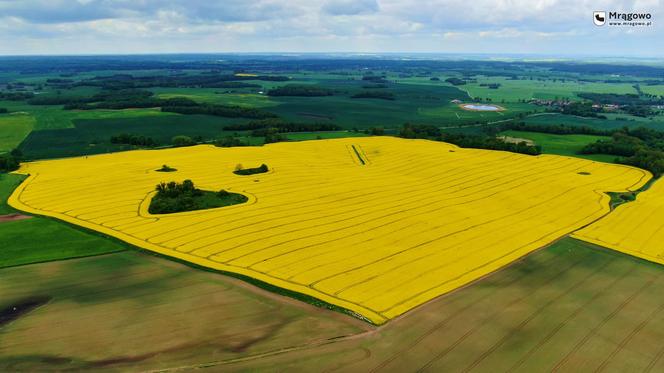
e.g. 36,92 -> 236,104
0,213 -> 31,223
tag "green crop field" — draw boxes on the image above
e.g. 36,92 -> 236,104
463,76 -> 639,102
0,173 -> 23,214
499,130 -> 615,162
18,114 -> 247,159
0,250 -> 367,371
0,113 -> 35,153
523,113 -> 664,131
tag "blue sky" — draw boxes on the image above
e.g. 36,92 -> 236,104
0,0 -> 661,56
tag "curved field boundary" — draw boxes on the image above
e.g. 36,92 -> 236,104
573,176 -> 664,267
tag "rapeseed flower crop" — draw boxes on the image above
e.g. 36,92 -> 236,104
9,137 -> 650,324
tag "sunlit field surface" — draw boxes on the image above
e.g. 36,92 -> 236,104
8,137 -> 650,324
574,178 -> 664,265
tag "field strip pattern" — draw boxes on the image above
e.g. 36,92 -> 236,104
8,137 -> 651,324
574,177 -> 664,266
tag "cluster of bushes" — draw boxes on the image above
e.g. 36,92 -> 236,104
214,137 -> 249,147
171,135 -> 198,147
110,133 -> 157,147
251,128 -> 287,143
267,85 -> 334,97
234,163 -> 268,175
0,149 -> 22,172
479,83 -> 501,89
351,91 -> 395,100
399,123 -> 541,156
223,118 -> 341,132
399,123 -> 444,139
0,108 -> 8,114
149,180 -> 203,214
367,127 -> 385,136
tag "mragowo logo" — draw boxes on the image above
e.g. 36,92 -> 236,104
594,11 -> 653,26
594,11 -> 606,26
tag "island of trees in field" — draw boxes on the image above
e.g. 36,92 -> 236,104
149,180 -> 247,214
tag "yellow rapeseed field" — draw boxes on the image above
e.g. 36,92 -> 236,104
8,137 -> 650,324
573,178 -> 664,265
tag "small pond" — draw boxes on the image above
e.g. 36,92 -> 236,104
460,104 -> 504,111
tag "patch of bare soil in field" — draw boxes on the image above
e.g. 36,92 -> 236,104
0,213 -> 31,223
497,135 -> 535,146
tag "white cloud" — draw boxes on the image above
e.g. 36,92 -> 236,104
322,0 -> 379,15
0,0 -> 660,55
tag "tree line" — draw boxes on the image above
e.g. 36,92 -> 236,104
223,118 -> 341,132
161,103 -> 277,119
26,88 -> 279,119
49,73 -> 288,90
398,123 -> 541,156
0,92 -> 34,101
110,133 -> 157,147
580,127 -> 664,175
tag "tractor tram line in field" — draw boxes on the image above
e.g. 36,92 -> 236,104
417,255 -> 619,372
200,157 -> 582,264
148,151 -> 530,252
132,148 -> 504,239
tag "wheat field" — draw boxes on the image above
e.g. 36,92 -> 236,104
8,137 -> 650,324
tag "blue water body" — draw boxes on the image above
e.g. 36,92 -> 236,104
462,104 -> 502,111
